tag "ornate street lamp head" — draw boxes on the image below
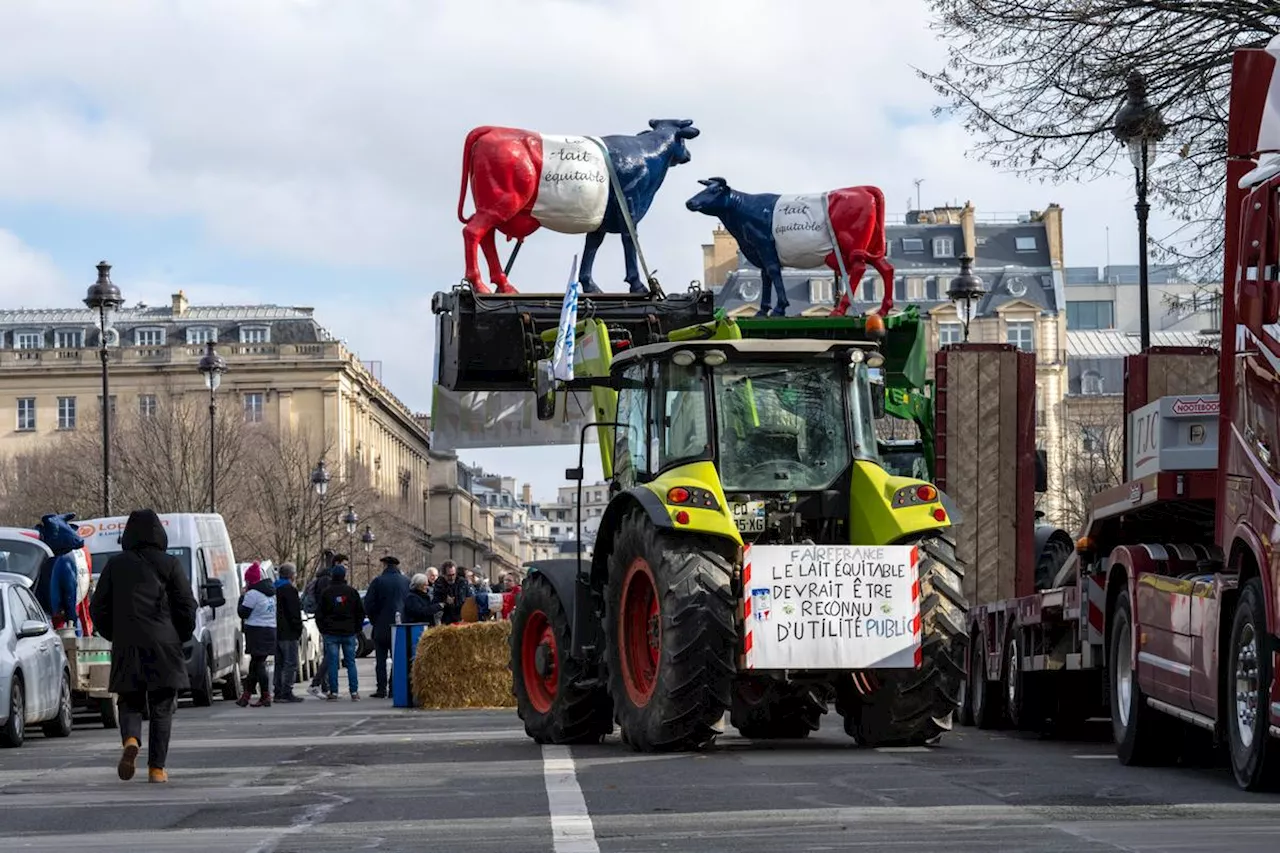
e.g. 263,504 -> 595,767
1113,70 -> 1169,170
947,255 -> 986,338
311,459 -> 330,497
361,525 -> 375,553
84,260 -> 125,315
197,341 -> 228,391
343,503 -> 359,535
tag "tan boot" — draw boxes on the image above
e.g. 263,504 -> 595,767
148,768 -> 168,783
117,737 -> 140,781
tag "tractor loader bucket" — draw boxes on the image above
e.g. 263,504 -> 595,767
432,286 -> 717,392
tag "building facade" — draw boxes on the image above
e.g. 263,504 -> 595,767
1063,264 -> 1222,334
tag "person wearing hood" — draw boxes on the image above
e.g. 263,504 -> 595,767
89,508 -> 197,784
34,512 -> 83,634
236,562 -> 277,707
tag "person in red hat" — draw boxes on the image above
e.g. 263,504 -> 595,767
236,562 -> 277,707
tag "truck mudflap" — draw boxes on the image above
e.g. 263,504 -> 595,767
432,285 -> 716,392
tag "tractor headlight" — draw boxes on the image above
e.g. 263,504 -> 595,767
849,349 -> 866,364
672,349 -> 696,367
703,349 -> 727,367
866,352 -> 885,368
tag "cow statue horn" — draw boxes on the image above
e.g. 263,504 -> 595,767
699,177 -> 728,188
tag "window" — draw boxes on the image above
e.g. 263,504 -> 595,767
1066,300 -> 1115,330
57,396 -> 76,430
925,277 -> 939,300
1082,425 -> 1107,454
135,328 -> 165,346
138,394 -> 157,418
13,584 -> 46,623
1007,320 -> 1035,351
894,278 -> 906,301
54,329 -> 83,349
240,326 -> 270,344
98,395 -> 117,420
808,279 -> 833,305
16,398 -> 35,431
187,326 -> 216,345
1015,236 -> 1038,253
656,360 -> 709,470
1081,370 -> 1105,395
14,331 -> 41,350
901,238 -> 924,253
243,392 -> 265,423
932,237 -> 955,258
938,323 -> 962,346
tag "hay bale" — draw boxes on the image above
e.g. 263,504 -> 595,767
411,621 -> 516,709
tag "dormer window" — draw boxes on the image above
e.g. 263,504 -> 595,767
13,330 -> 43,350
187,326 -> 217,345
1015,236 -> 1038,253
134,327 -> 166,347
54,329 -> 84,349
901,238 -> 924,253
932,237 -> 955,258
240,325 -> 270,344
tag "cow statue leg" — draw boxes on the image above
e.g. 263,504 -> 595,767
618,230 -> 649,295
830,258 -> 867,317
577,230 -> 606,294
480,231 -> 518,294
463,212 -> 517,295
762,265 -> 789,317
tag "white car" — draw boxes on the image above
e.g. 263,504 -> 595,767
0,571 -> 74,747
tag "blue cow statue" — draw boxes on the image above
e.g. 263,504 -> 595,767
458,120 -> 702,295
34,512 -> 84,633
686,176 -> 895,318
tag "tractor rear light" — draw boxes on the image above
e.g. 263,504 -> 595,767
675,510 -> 690,525
663,486 -> 719,511
916,485 -> 937,502
1076,536 -> 1094,554
933,508 -> 947,522
667,487 -> 690,504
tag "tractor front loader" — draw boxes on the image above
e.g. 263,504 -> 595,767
433,288 -> 968,750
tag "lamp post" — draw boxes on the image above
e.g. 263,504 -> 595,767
361,525 -> 376,581
310,459 -> 331,574
342,503 -> 359,579
947,255 -> 986,342
83,261 -> 124,516
1113,69 -> 1168,353
197,341 -> 228,513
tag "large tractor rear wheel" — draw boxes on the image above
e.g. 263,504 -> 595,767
838,532 -> 968,746
511,574 -> 613,744
605,511 -> 736,752
731,676 -> 828,739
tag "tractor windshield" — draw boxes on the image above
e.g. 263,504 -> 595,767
713,359 -> 869,492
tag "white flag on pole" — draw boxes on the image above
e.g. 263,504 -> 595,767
551,255 -> 580,382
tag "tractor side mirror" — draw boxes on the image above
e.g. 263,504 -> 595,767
534,359 -> 556,421
1035,448 -> 1048,493
871,383 -> 886,419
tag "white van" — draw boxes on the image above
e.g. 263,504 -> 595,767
78,513 -> 244,705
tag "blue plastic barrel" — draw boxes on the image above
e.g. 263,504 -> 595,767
392,623 -> 427,708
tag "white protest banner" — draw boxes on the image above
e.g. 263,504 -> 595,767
743,544 -> 920,671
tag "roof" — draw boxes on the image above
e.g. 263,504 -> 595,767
1067,329 -> 1220,358
0,304 -> 316,325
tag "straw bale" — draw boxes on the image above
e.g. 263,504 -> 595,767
411,621 -> 516,709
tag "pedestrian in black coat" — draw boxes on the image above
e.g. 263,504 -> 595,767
90,508 -> 197,784
273,563 -> 305,703
363,555 -> 409,698
432,560 -> 473,625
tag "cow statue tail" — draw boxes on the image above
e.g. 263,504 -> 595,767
867,185 -> 893,318
458,126 -> 495,224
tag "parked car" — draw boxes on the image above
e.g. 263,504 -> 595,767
0,571 -> 74,747
78,513 -> 238,706
298,613 -> 322,681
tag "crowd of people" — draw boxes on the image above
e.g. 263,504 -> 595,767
88,511 -> 525,783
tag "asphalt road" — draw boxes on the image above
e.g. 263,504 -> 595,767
3,659 -> 1280,852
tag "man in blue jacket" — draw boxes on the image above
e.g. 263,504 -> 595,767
361,555 -> 409,698
34,513 -> 83,633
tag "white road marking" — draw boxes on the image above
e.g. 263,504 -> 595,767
1073,754 -> 1117,760
542,744 -> 600,853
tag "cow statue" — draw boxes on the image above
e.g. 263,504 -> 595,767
685,177 -> 894,319
457,119 -> 701,295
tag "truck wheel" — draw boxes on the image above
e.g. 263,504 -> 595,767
191,656 -> 215,708
99,696 -> 119,730
969,628 -> 1004,729
42,671 -> 74,738
838,533 -> 968,746
605,511 -> 735,752
510,574 -> 613,744
1109,588 -> 1167,765
730,676 -> 826,739
221,661 -> 243,702
1005,631 -> 1043,730
1227,577 -> 1280,791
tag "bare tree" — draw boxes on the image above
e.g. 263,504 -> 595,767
921,2 -> 1280,276
1055,412 -> 1127,533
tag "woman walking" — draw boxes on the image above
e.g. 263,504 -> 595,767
89,508 -> 197,783
237,562 -> 277,707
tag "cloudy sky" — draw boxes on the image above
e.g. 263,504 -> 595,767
0,0 -> 1178,503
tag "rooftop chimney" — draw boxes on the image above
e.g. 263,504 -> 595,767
172,290 -> 189,317
522,483 -> 533,506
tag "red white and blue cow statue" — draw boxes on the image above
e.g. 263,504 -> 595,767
457,119 -> 701,295
685,177 -> 894,319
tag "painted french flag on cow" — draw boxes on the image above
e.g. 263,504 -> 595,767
531,135 -> 610,234
772,193 -> 835,269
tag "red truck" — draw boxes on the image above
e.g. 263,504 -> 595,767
955,41 -> 1280,792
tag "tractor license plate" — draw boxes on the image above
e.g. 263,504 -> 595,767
731,501 -> 766,534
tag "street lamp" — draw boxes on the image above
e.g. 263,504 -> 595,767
361,524 -> 376,581
197,341 -> 228,513
83,261 -> 124,516
342,503 -> 359,561
947,255 -> 986,342
1113,69 -> 1168,353
311,459 -> 330,574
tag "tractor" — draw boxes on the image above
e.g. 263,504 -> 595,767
432,286 -> 968,750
